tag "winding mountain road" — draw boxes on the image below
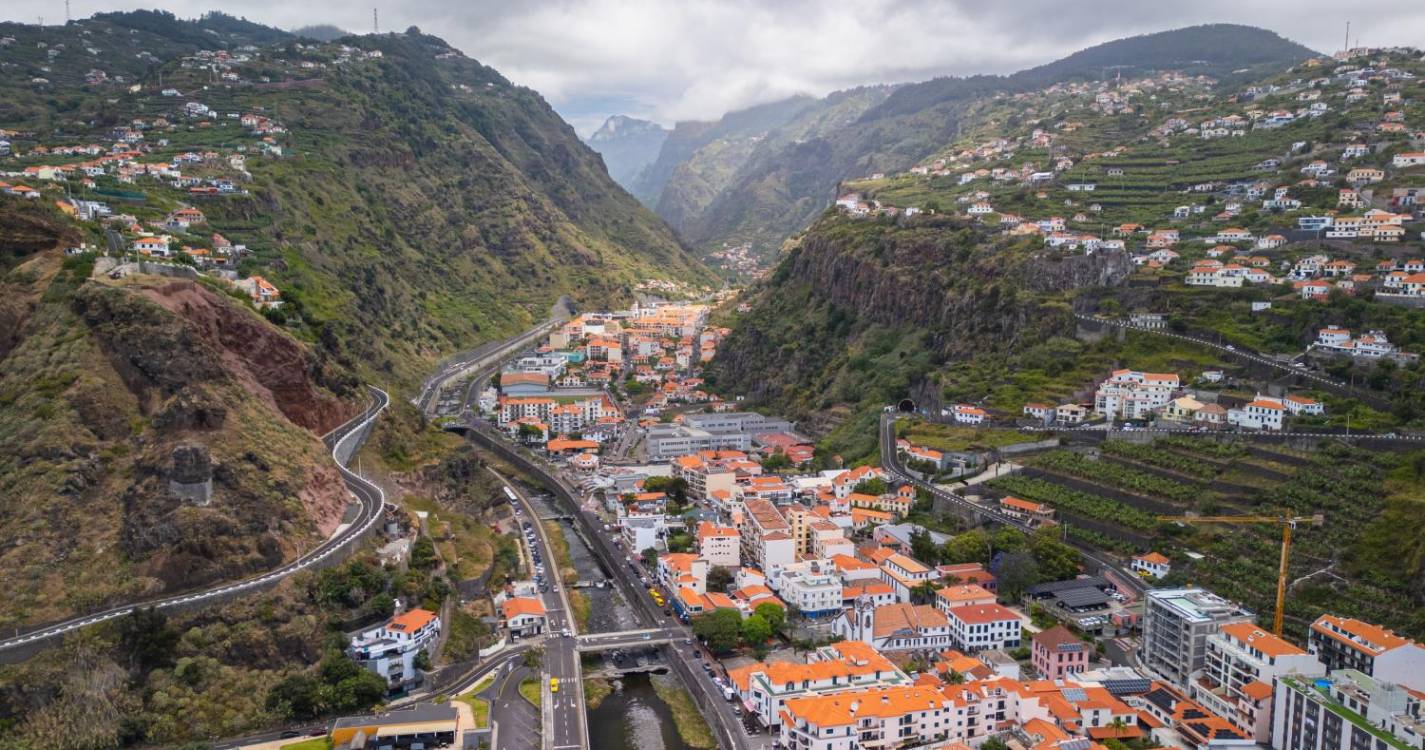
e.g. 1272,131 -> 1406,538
0,386 -> 392,661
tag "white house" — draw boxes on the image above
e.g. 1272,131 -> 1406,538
348,609 -> 442,690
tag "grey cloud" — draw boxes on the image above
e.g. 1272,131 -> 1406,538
6,1 -> 1425,134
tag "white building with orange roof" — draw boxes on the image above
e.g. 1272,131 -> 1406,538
695,520 -> 740,568
935,584 -> 998,614
945,603 -> 1023,653
829,553 -> 880,583
1308,615 -> 1425,686
831,465 -> 887,499
500,597 -> 547,637
879,552 -> 937,602
732,639 -> 908,729
1228,395 -> 1285,431
1000,496 -> 1057,527
838,599 -> 951,654
1095,369 -> 1180,419
657,552 -> 708,594
738,499 -> 796,575
1131,552 -> 1171,579
1192,622 -> 1324,741
348,608 -> 442,690
841,580 -> 897,609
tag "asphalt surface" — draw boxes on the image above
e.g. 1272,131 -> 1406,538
880,411 -> 1151,596
0,386 -> 392,658
494,468 -> 587,750
466,422 -> 766,750
417,321 -> 560,418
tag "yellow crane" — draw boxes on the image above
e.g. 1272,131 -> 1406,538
1157,512 -> 1324,636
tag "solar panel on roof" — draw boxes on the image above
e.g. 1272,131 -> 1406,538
1061,739 -> 1092,750
1102,678 -> 1152,695
1062,687 -> 1088,702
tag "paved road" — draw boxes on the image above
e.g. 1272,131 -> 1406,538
0,386 -> 392,658
494,469 -> 587,750
464,421 -> 764,750
416,321 -> 560,418
1074,313 -> 1385,403
880,412 -> 1151,596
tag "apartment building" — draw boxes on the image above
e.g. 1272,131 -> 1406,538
729,640 -> 908,729
1094,369 -> 1180,419
879,553 -> 937,602
1308,615 -> 1425,686
1192,622 -> 1325,741
945,604 -> 1023,653
1141,588 -> 1253,686
778,685 -> 955,750
1272,670 -> 1425,750
1032,625 -> 1089,681
775,559 -> 845,618
739,499 -> 796,577
935,584 -> 997,615
347,609 -> 441,691
695,521 -> 740,568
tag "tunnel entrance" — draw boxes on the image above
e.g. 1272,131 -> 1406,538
897,399 -> 916,413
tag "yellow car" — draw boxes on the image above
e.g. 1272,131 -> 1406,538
549,677 -> 559,693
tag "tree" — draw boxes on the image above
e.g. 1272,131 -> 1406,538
910,580 -> 939,605
643,476 -> 689,505
1029,527 -> 1081,581
666,533 -> 693,553
410,536 -> 439,571
992,527 -> 1028,555
414,649 -> 432,671
266,674 -> 322,720
707,567 -> 735,593
640,547 -> 658,566
523,647 -> 543,669
692,609 -> 742,653
997,552 -> 1041,600
942,529 -> 991,565
910,528 -> 940,565
741,613 -> 772,646
760,452 -> 792,472
982,736 -> 1010,750
117,607 -> 180,675
853,477 -> 889,496
755,602 -> 786,634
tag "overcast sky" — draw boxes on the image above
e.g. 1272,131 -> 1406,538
6,1 -> 1425,135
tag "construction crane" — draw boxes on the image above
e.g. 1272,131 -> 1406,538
1157,512 -> 1324,636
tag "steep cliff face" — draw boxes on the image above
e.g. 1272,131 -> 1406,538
0,203 -> 356,626
708,216 -> 1132,445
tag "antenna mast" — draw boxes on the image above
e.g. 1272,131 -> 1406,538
65,0 -> 70,23
1343,21 -> 1350,55
373,8 -> 379,34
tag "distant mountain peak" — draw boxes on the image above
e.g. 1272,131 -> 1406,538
590,115 -> 667,143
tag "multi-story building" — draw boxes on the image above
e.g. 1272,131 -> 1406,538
945,603 -> 1023,653
728,640 -> 909,729
879,553 -> 937,602
695,521 -> 740,568
778,685 -> 955,750
1032,625 -> 1089,681
837,600 -> 951,654
739,499 -> 796,577
1272,670 -> 1425,750
347,609 -> 442,691
774,559 -> 844,618
1094,369 -> 1180,419
1141,588 -> 1253,687
935,584 -> 997,615
1308,615 -> 1425,686
1192,622 -> 1324,741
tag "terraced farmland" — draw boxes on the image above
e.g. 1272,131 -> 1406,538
984,438 -> 1425,641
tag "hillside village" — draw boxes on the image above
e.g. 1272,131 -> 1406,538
6,13 -> 1425,750
839,48 -> 1425,304
473,296 -> 1425,750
